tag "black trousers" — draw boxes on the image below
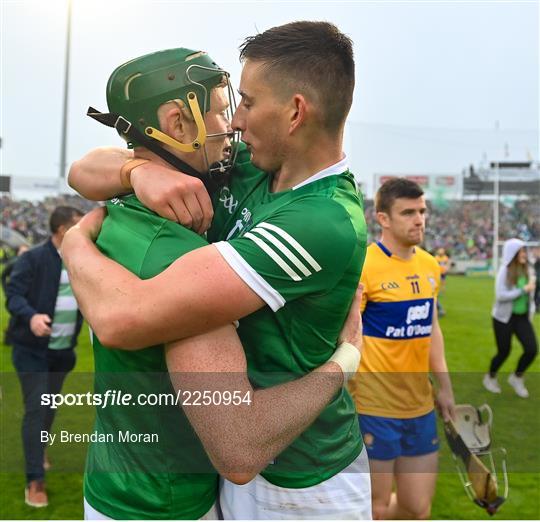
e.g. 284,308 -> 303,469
12,345 -> 76,483
490,314 -> 538,376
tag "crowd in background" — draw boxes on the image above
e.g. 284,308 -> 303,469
364,198 -> 539,260
1,195 -> 539,262
1,195 -> 98,248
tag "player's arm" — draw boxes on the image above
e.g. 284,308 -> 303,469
345,277 -> 368,400
68,147 -> 133,200
68,148 -> 213,232
166,289 -> 362,484
63,214 -> 264,348
429,307 -> 455,422
63,200 -> 357,349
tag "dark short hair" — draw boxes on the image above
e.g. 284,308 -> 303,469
239,21 -> 354,132
375,178 -> 424,214
49,206 -> 84,234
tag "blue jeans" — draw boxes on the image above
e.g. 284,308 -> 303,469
12,344 -> 76,483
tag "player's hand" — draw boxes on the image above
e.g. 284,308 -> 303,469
436,387 -> 456,422
131,162 -> 214,235
71,207 -> 107,242
338,284 -> 364,352
30,314 -> 52,337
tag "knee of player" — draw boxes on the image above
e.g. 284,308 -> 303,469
407,501 -> 432,520
372,501 -> 390,520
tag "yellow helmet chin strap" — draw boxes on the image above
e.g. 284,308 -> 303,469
144,91 -> 206,153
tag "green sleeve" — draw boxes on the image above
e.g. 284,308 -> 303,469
214,198 -> 365,310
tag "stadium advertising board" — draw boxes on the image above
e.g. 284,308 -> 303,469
374,173 -> 462,200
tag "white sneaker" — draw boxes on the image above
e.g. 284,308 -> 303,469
482,374 -> 501,394
508,373 -> 529,398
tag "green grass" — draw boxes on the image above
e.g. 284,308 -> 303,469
0,275 -> 538,519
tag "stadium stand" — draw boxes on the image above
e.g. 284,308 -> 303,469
1,195 -> 538,263
1,196 -> 98,253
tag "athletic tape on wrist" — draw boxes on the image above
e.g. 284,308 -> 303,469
329,342 -> 361,384
119,158 -> 150,189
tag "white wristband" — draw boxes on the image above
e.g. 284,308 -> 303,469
329,342 -> 361,384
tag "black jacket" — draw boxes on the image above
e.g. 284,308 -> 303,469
5,239 -> 83,350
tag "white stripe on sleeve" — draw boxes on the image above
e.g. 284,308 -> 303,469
213,242 -> 286,312
250,227 -> 312,277
257,222 -> 322,272
243,232 -> 301,282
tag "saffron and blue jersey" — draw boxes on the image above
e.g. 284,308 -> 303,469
349,242 -> 441,419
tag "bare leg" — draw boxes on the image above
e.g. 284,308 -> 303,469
388,452 -> 438,520
368,459 -> 395,520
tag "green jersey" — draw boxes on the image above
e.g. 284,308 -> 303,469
85,195 -> 217,520
513,275 -> 529,314
208,146 -> 367,488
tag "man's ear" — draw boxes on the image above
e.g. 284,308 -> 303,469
54,224 -> 68,240
376,211 -> 390,229
288,94 -> 308,135
158,102 -> 192,142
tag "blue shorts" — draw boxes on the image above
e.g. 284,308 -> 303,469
358,410 -> 439,460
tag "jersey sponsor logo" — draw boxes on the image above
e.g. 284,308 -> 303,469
225,207 -> 253,240
381,281 -> 400,290
245,221 -> 322,282
406,301 -> 430,324
385,323 -> 432,338
219,187 -> 239,214
110,197 -> 125,207
363,298 -> 434,339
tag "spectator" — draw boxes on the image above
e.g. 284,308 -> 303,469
435,247 -> 450,316
5,206 -> 84,508
534,248 -> 540,310
2,244 -> 30,344
483,239 -> 538,398
1,194 -> 97,246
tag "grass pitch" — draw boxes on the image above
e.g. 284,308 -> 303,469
0,275 -> 538,519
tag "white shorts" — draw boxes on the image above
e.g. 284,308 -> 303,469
84,497 -> 218,520
220,447 -> 372,519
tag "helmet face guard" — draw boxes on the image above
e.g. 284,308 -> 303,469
444,404 -> 508,515
142,63 -> 240,177
104,48 -> 239,181
185,64 -> 240,178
